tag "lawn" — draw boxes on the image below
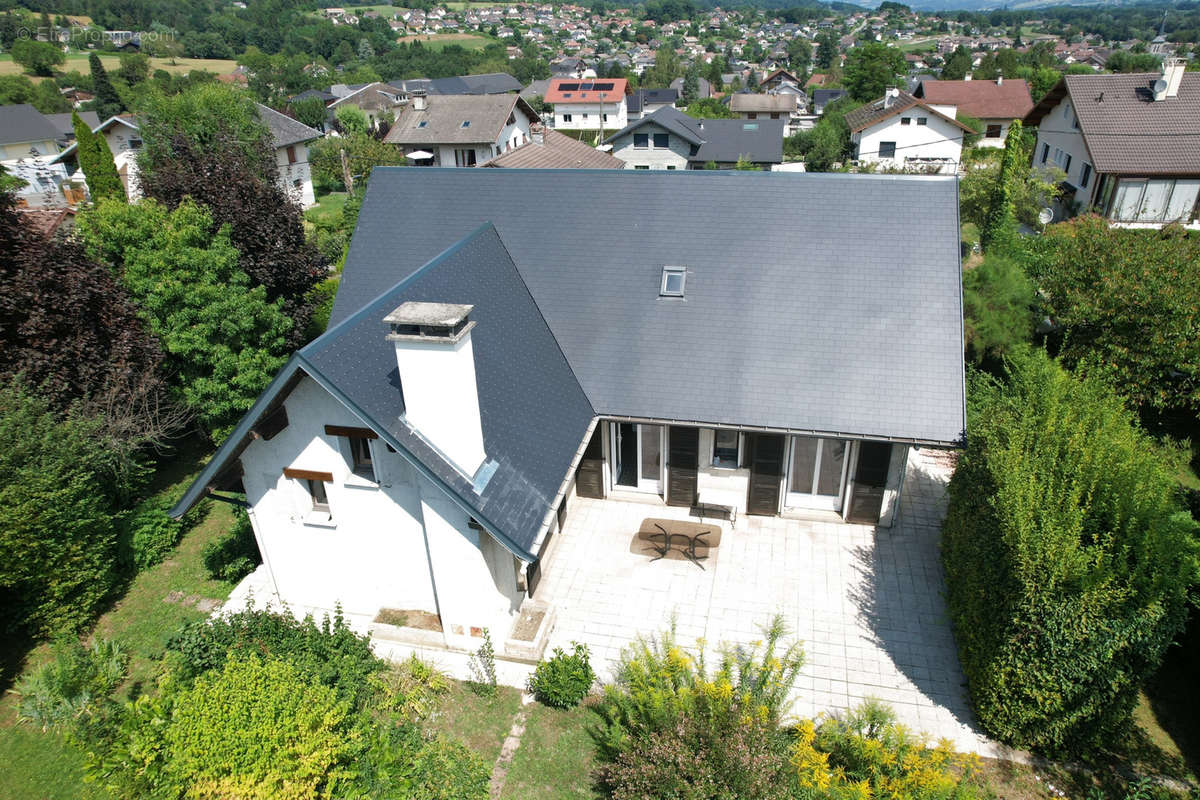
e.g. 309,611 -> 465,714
501,701 -> 600,799
0,53 -> 237,81
396,32 -> 495,51
428,682 -> 522,764
305,191 -> 350,227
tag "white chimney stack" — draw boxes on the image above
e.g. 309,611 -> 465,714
411,89 -> 428,111
1164,57 -> 1184,98
996,75 -> 1003,85
384,302 -> 487,477
530,122 -> 545,144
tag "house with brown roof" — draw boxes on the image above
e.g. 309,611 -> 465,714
915,77 -> 1034,147
480,124 -> 623,169
844,88 -> 974,174
384,93 -> 539,167
544,78 -> 631,131
728,92 -> 805,136
1024,61 -> 1200,228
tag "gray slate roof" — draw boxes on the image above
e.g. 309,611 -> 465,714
389,72 -> 522,95
335,169 -> 965,447
604,106 -> 784,164
45,111 -> 100,140
1024,72 -> 1200,175
0,104 -> 62,147
385,94 -> 534,146
628,87 -> 679,114
255,104 -> 323,148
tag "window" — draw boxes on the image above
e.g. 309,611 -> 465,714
1080,162 -> 1092,188
660,266 -> 685,296
417,120 -> 428,128
652,133 -> 668,148
1064,154 -> 1072,174
562,113 -> 573,123
770,112 -> 780,119
1109,178 -> 1200,223
878,141 -> 896,159
901,117 -> 911,125
666,165 -> 677,170
712,429 -> 738,469
603,113 -> 609,122
286,145 -> 297,164
985,123 -> 1002,138
581,113 -> 589,120
128,137 -> 143,149
307,479 -> 330,513
742,123 -> 758,131
454,148 -> 477,167
634,133 -> 649,149
916,117 -> 928,125
747,112 -> 757,119
634,164 -> 649,169
349,436 -> 374,481
1041,143 -> 1049,164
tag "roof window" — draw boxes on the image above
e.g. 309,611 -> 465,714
417,120 -> 428,128
660,266 -> 686,297
461,120 -> 471,128
743,122 -> 759,131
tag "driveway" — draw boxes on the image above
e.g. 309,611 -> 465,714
538,447 -> 996,754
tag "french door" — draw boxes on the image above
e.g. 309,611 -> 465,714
610,422 -> 663,494
785,436 -> 849,512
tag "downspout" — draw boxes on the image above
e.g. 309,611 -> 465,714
529,415 -> 600,557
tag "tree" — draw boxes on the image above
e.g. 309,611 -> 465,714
78,198 -> 292,437
943,349 -> 1198,751
683,97 -> 734,118
642,45 -> 681,87
73,112 -> 125,202
940,45 -> 973,80
309,132 -> 405,193
959,152 -> 1062,232
88,53 -> 123,120
334,105 -> 369,135
291,96 -> 329,131
1024,217 -> 1200,414
136,84 -> 327,342
681,67 -> 699,102
10,39 -> 65,77
116,52 -> 150,85
814,30 -> 839,70
979,121 -> 1025,253
843,42 -> 906,102
787,37 -> 812,73
962,254 -> 1036,365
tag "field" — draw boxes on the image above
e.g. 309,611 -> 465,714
0,53 -> 237,81
396,31 -> 495,50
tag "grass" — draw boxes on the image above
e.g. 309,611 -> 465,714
428,682 -> 522,764
396,32 -> 495,51
0,53 -> 237,82
0,438 -> 239,799
501,701 -> 600,799
304,191 -> 350,227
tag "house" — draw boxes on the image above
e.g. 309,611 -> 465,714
812,88 -> 848,115
544,78 -> 631,131
0,104 -> 62,161
327,82 -> 404,130
169,168 -> 965,669
480,123 -> 624,168
1023,62 -> 1200,228
389,73 -> 523,97
603,106 -> 783,170
728,92 -> 804,136
914,77 -> 1033,147
670,75 -> 712,100
384,92 -> 540,167
53,106 -> 323,208
760,68 -> 804,95
845,88 -> 973,174
627,88 -> 679,120
44,111 -> 101,145
0,105 -> 85,208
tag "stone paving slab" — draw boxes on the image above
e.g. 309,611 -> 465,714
538,447 -> 999,755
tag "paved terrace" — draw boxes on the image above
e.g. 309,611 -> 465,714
538,447 -> 997,754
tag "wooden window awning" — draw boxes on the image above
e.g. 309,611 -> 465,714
324,424 -> 378,439
283,467 -> 334,482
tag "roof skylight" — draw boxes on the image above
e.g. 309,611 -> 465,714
660,266 -> 686,297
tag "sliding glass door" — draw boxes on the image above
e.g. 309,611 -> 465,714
610,422 -> 663,494
785,436 -> 849,511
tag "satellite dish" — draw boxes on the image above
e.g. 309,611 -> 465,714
1038,207 -> 1054,225
1153,78 -> 1168,93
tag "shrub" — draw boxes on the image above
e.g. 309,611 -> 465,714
467,627 -> 497,697
164,655 -> 358,799
14,636 -> 128,732
201,508 -> 260,582
942,350 -> 1199,752
528,642 -> 594,708
165,603 -> 384,708
793,699 -> 983,800
121,495 -> 183,571
962,254 -> 1036,365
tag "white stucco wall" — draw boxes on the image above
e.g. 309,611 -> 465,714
238,375 -> 523,646
431,144 -> 492,167
1,138 -> 60,160
976,118 -> 1014,148
1031,96 -> 1096,207
554,99 -> 628,130
609,126 -> 690,169
853,111 -> 963,173
492,115 -> 533,157
276,141 -> 316,208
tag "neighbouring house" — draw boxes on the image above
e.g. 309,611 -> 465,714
760,68 -> 805,95
545,77 -> 631,131
0,104 -> 86,208
53,106 -> 323,208
729,92 -> 805,136
604,106 -> 784,170
389,73 -> 523,97
812,88 -> 848,115
0,104 -> 61,161
44,111 -> 101,145
480,123 -> 624,168
627,87 -> 679,121
170,168 -> 965,670
845,88 -> 973,174
670,75 -> 712,100
1023,61 -> 1200,228
384,92 -> 540,166
914,77 -> 1033,147
327,82 -> 405,130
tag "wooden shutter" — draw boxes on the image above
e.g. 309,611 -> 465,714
575,427 -> 605,499
282,467 -> 334,482
846,442 -> 893,524
745,433 -> 785,516
666,426 -> 699,507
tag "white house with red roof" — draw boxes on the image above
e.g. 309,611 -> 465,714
914,77 -> 1034,148
545,78 -> 631,131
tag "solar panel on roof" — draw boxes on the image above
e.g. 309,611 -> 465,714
579,82 -> 594,90
594,82 -> 615,91
559,82 -> 580,91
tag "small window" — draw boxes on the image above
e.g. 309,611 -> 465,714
634,164 -> 650,169
286,145 -> 297,164
581,112 -> 589,119
770,112 -> 780,119
1041,143 -> 1049,164
1064,154 -> 1072,174
747,112 -> 757,119
878,141 -> 896,159
306,479 -> 330,513
900,117 -> 911,125
916,117 -> 927,125
652,133 -> 668,148
460,120 -> 470,128
1080,162 -> 1092,188
985,123 -> 1002,138
743,122 -> 758,131
712,429 -> 738,469
634,133 -> 649,149
660,266 -> 686,297
349,436 -> 374,481
603,113 -> 609,122
562,113 -> 573,123
417,120 -> 428,128
128,137 -> 143,148
666,165 -> 676,170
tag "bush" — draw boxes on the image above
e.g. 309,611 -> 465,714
359,725 -> 490,800
793,699 -> 984,800
165,603 -> 384,708
528,642 -> 594,708
467,627 -> 497,697
962,254 -> 1036,365
121,495 -> 183,571
942,350 -> 1199,752
202,508 -> 260,582
14,636 -> 128,732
